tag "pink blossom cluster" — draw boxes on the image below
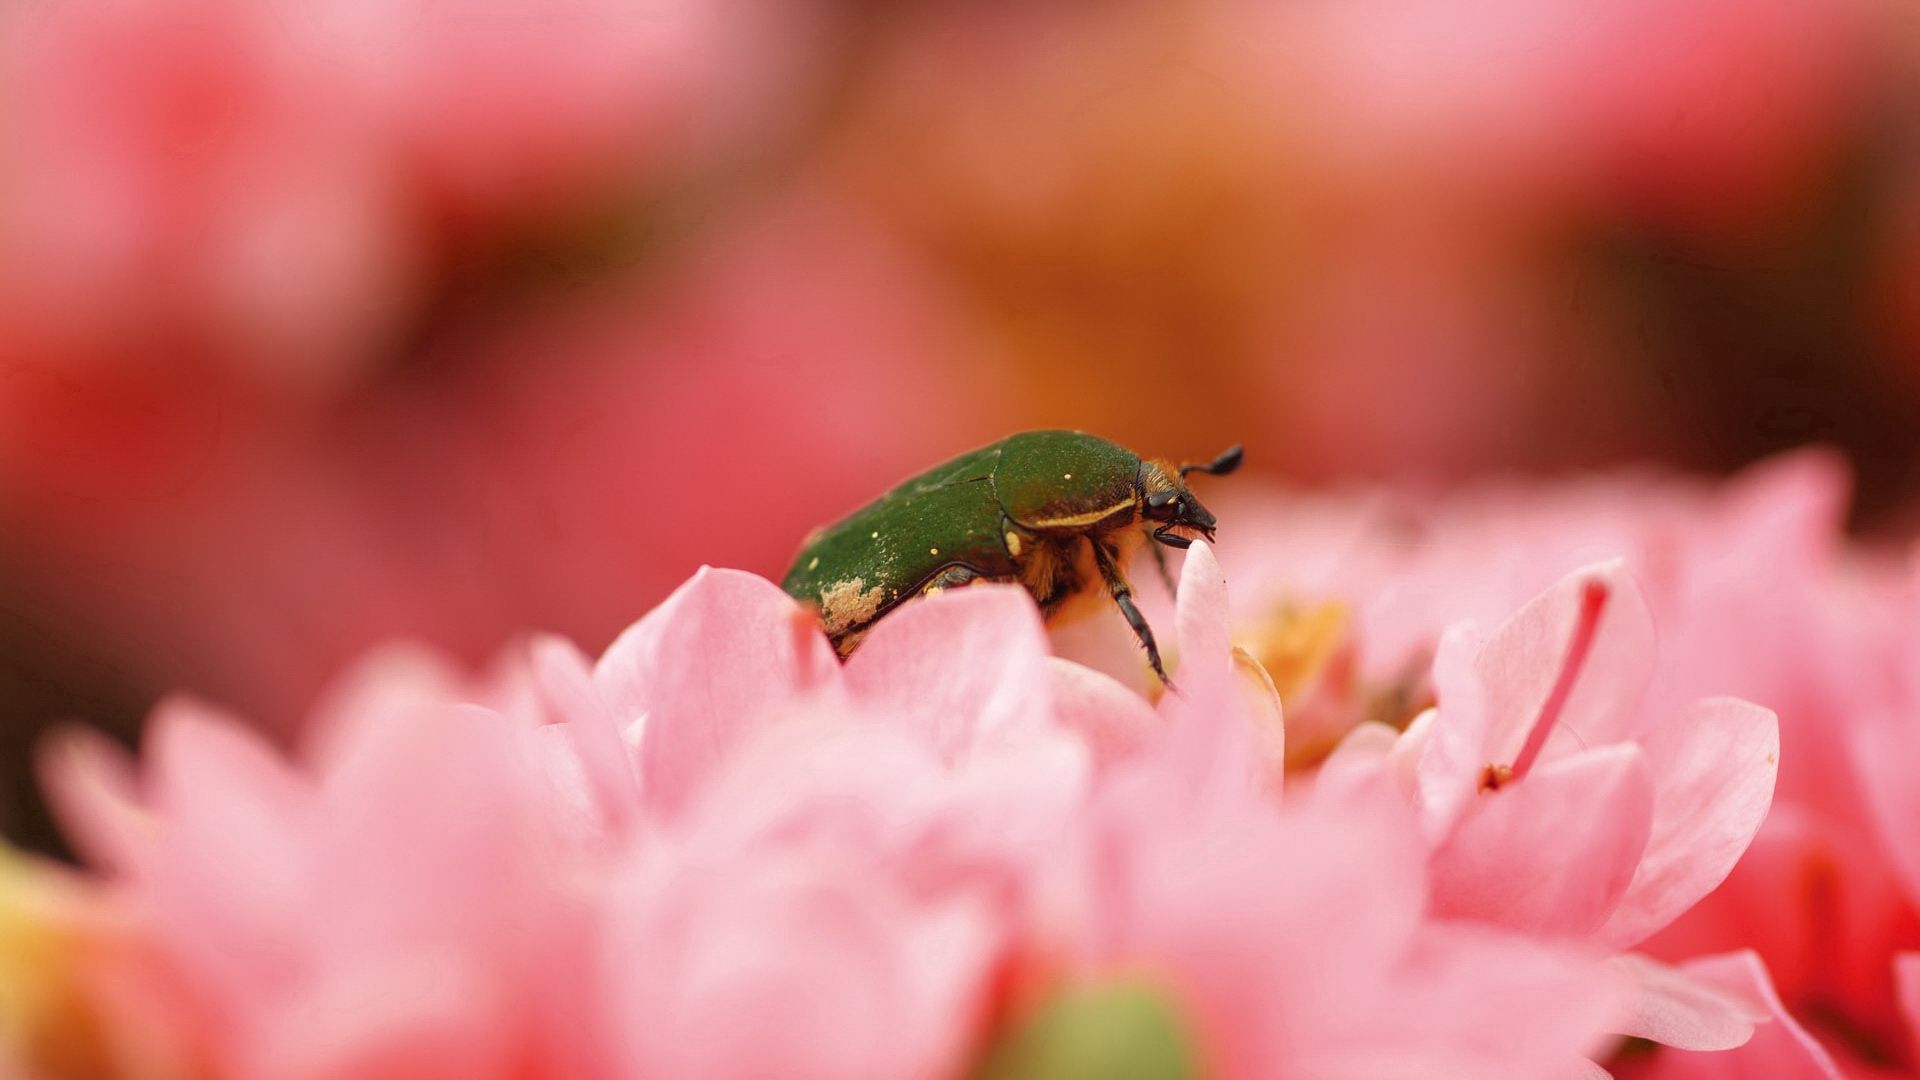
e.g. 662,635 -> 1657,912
1211,451 -> 1920,1075
0,0 -> 806,391
18,449 -> 1920,1076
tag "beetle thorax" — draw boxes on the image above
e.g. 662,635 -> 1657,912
1140,459 -> 1203,524
1139,459 -> 1182,508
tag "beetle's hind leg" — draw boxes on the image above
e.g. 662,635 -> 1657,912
829,627 -> 868,659
1089,537 -> 1170,687
919,563 -> 989,598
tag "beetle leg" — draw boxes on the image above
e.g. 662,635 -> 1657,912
920,564 -> 986,597
1090,538 -> 1170,688
830,627 -> 869,659
1145,532 -> 1177,597
1153,524 -> 1193,549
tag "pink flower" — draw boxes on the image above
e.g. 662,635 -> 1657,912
585,571 -> 1114,1079
43,687 -> 619,1078
28,538 -> 1647,1078
1422,563 -> 1778,950
1214,453 -> 1920,1071
38,565 -> 1096,1078
1000,545 -> 1616,1079
1318,560 -> 1787,1062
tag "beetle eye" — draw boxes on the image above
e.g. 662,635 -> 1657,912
1146,490 -> 1178,514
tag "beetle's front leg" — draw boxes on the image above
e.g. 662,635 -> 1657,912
1145,530 -> 1177,597
1090,537 -> 1170,688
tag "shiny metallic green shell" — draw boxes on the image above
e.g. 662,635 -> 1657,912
781,431 -> 1144,636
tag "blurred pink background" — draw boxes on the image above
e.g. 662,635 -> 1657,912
1,0 -> 1917,850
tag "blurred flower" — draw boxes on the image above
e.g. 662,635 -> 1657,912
0,0 -> 811,395
0,0 -> 946,794
0,190 -> 986,734
42,694 -> 619,1077
0,847 -> 178,1080
823,0 -> 1920,485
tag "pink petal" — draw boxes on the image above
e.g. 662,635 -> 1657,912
1474,562 -> 1656,762
1714,449 -> 1849,567
1047,657 -> 1160,769
37,723 -> 151,876
680,712 -> 1087,909
909,729 -> 1092,898
529,634 -> 642,831
1633,951 -> 1844,1080
1850,715 -> 1920,914
1430,744 -> 1653,937
1167,543 -> 1284,773
1174,540 -> 1232,678
1341,924 -> 1621,1080
312,703 -> 555,962
1387,708 -> 1439,799
1112,541 -> 1279,821
1596,698 -> 1779,949
844,585 -> 1053,758
1609,953 -> 1766,1051
1318,720 -> 1401,792
301,644 -> 478,769
521,724 -> 609,842
1105,797 -> 1433,1071
1100,787 -> 1614,1080
143,699 -> 308,892
595,567 -> 844,817
526,634 -> 604,727
678,718 -> 949,863
250,954 -> 515,1080
1419,622 -> 1491,836
1233,647 -> 1288,783
137,700 -> 315,1025
603,846 -> 999,1080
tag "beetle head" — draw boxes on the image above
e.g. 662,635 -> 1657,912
1140,445 -> 1240,549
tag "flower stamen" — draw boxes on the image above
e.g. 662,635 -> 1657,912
1496,578 -> 1610,787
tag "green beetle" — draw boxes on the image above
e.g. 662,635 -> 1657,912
782,430 -> 1242,683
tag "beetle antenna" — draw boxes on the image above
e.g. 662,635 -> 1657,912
1180,444 -> 1244,478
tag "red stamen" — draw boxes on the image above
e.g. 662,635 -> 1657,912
1508,579 -> 1609,782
